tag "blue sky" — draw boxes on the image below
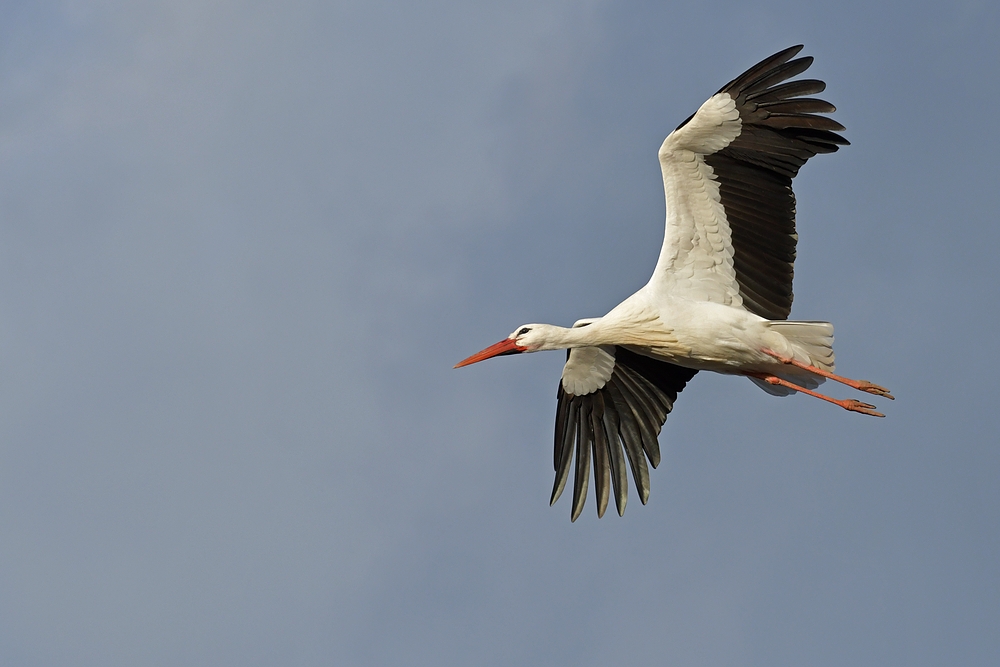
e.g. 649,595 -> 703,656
1,1 -> 998,665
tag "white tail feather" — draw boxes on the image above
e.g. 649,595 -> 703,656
750,321 -> 836,396
766,320 -> 835,371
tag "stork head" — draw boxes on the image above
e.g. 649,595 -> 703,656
454,324 -> 549,368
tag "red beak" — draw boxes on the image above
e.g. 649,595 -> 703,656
454,338 -> 527,368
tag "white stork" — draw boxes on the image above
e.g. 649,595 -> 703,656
455,46 -> 891,521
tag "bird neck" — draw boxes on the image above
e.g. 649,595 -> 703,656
539,320 -> 618,351
536,307 -> 676,352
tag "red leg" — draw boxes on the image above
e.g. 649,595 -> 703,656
747,373 -> 885,417
761,349 -> 894,400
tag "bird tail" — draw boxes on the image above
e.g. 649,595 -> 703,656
749,321 -> 835,396
767,320 -> 835,371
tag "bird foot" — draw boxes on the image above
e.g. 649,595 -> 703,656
855,380 -> 894,400
839,399 -> 884,418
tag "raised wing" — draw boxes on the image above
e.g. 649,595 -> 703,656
652,45 -> 848,319
553,342 -> 697,521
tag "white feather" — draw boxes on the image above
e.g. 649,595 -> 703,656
561,346 -> 616,396
650,93 -> 743,309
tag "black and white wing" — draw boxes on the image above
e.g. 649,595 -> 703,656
552,332 -> 697,521
652,45 -> 848,319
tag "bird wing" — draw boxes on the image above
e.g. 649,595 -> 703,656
651,45 -> 848,319
553,339 -> 697,521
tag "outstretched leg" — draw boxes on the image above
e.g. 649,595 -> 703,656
761,349 -> 894,400
746,372 -> 885,417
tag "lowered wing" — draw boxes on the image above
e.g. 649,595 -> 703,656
553,338 -> 697,521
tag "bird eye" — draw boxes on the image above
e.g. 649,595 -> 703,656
518,327 -> 531,336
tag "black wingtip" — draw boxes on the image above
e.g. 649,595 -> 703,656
719,45 -> 806,95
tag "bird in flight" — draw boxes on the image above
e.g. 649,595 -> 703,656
455,46 -> 892,521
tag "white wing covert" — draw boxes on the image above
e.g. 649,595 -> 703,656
650,45 -> 849,319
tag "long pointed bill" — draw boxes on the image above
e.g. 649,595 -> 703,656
454,338 -> 527,368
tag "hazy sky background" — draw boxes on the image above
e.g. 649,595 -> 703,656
1,1 -> 998,665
